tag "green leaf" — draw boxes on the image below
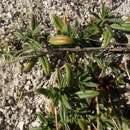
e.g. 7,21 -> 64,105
85,23 -> 101,38
63,15 -> 68,34
79,73 -> 92,82
14,32 -> 24,40
76,90 -> 99,99
39,56 -> 51,77
67,19 -> 78,38
102,26 -> 112,48
23,58 -> 37,72
100,2 -> 111,19
100,2 -> 106,19
78,118 -> 87,130
31,14 -> 38,30
105,18 -> 123,24
61,95 -> 71,109
32,25 -> 41,37
37,87 -> 60,105
28,38 -> 42,49
68,52 -> 76,63
111,23 -> 130,32
122,123 -> 130,130
52,15 -> 67,34
37,88 -> 52,98
37,112 -> 46,123
100,115 -> 115,128
60,101 -> 69,125
64,63 -> 72,87
82,82 -> 97,88
121,118 -> 130,130
56,68 -> 63,87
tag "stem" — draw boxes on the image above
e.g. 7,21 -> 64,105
50,47 -> 130,53
96,97 -> 100,130
55,107 -> 59,130
88,116 -> 97,130
112,118 -> 120,130
124,58 -> 130,79
6,47 -> 130,64
88,125 -> 91,130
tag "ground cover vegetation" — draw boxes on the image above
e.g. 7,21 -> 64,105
1,3 -> 130,130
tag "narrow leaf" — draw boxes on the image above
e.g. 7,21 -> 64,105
86,23 -> 101,38
63,15 -> 68,33
68,52 -> 76,63
78,119 -> 87,130
56,68 -> 62,87
76,90 -> 99,99
111,23 -> 130,32
39,56 -> 51,77
102,26 -> 112,48
64,63 -> 72,86
28,38 -> 42,49
32,25 -> 41,37
37,88 -> 52,98
82,82 -> 97,88
52,15 -> 65,33
61,95 -> 71,109
106,18 -> 123,24
100,115 -> 115,127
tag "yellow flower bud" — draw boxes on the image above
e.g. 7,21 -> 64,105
49,35 -> 74,45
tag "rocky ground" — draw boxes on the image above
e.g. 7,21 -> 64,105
0,0 -> 130,130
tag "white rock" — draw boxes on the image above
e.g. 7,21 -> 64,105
6,12 -> 12,19
17,121 -> 24,130
31,119 -> 40,127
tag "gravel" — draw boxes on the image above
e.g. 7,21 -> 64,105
0,59 -> 46,130
0,0 -> 130,130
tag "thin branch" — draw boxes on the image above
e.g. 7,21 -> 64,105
6,47 -> 130,63
50,47 -> 130,53
55,107 -> 59,130
96,97 -> 100,130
